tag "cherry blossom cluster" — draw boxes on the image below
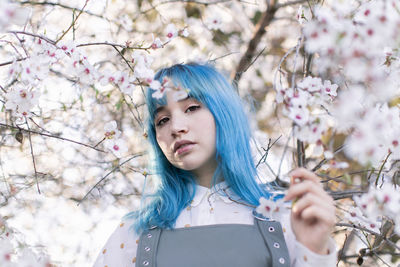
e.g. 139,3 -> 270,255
256,196 -> 286,221
344,206 -> 382,233
4,40 -> 79,121
103,121 -> 127,158
303,0 -> 400,83
4,86 -> 40,119
353,183 -> 400,234
341,103 -> 400,165
99,70 -> 135,95
276,76 -> 338,157
149,77 -> 189,101
0,217 -> 50,267
0,1 -> 30,32
4,38 -> 97,120
4,22 -> 190,121
132,24 -> 189,87
298,1 -> 400,165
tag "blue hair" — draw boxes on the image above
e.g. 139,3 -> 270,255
127,63 -> 272,233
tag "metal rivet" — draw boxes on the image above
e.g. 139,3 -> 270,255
279,257 -> 285,264
147,233 -> 152,238
268,226 -> 275,232
274,242 -> 280,248
143,260 -> 149,266
145,246 -> 151,252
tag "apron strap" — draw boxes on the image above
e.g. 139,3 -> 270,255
136,227 -> 161,267
254,216 -> 291,267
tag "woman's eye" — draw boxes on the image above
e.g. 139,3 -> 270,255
156,117 -> 169,126
186,105 -> 200,113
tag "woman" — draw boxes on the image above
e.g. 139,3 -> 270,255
93,63 -> 336,267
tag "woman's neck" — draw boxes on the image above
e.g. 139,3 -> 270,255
193,169 -> 224,188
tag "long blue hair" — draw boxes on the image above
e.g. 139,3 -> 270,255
127,63 -> 272,233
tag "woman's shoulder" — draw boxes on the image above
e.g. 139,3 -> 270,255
93,217 -> 139,267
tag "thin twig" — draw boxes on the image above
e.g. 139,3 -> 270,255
273,46 -> 296,92
9,31 -> 55,45
336,222 -> 381,236
24,119 -> 40,194
0,58 -> 27,67
55,0 -> 90,43
277,126 -> 293,179
276,0 -> 308,8
77,42 -> 149,50
291,35 -> 304,89
330,190 -> 366,200
375,151 -> 391,187
0,123 -> 105,152
136,0 -> 233,21
19,0 -> 108,20
209,51 -> 240,62
256,136 -> 281,168
312,144 -> 345,172
79,152 -> 145,204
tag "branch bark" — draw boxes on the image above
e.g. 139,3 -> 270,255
231,0 -> 278,83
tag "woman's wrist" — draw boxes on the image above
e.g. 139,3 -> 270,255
299,237 -> 331,255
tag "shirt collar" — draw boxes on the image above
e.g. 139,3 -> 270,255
190,181 -> 234,207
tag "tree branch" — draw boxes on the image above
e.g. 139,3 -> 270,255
0,123 -> 106,152
232,0 -> 278,82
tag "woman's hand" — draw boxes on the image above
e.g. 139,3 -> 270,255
283,168 -> 336,254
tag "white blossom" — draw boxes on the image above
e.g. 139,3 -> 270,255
256,197 -> 286,221
104,138 -> 128,158
104,121 -> 121,140
165,24 -> 178,40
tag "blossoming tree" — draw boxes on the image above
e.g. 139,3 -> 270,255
0,0 -> 399,266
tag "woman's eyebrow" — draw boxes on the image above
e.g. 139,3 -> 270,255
155,106 -> 165,116
154,96 -> 195,116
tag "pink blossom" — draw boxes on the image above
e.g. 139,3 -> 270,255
99,71 -> 118,86
57,40 -> 77,56
256,197 -> 286,221
322,80 -> 338,98
165,24 -> 178,40
151,34 -> 163,49
104,121 -> 121,140
344,206 -> 365,226
5,87 -> 40,118
297,76 -> 322,93
172,89 -> 189,101
104,138 -> 128,158
0,238 -> 13,263
180,28 -> 189,37
0,2 -> 30,31
206,16 -> 222,31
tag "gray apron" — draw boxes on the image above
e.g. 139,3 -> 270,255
136,216 -> 290,267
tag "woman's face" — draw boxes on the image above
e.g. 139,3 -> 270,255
154,91 -> 217,178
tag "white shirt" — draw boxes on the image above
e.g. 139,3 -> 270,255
93,182 -> 337,267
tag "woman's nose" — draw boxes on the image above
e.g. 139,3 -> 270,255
170,116 -> 188,136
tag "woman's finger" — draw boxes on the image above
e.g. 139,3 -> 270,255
291,192 -> 334,217
290,167 -> 321,184
284,180 -> 331,202
298,204 -> 336,226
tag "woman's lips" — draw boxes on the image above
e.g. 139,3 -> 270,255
175,143 -> 195,155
